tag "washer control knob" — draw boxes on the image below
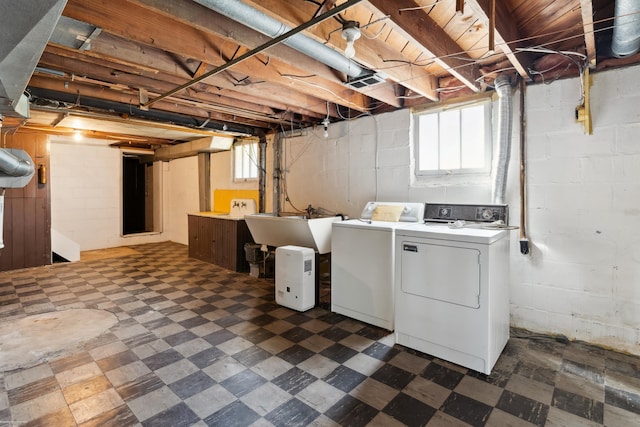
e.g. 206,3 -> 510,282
482,209 -> 494,220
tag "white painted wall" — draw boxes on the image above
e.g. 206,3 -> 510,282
281,64 -> 640,355
51,140 -> 198,249
280,108 -> 494,218
163,156 -> 199,245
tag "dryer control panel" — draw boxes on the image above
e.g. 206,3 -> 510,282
424,203 -> 508,224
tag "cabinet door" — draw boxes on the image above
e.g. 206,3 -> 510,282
188,215 -> 214,263
211,218 -> 233,269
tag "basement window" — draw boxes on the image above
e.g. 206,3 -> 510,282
234,140 -> 259,181
414,100 -> 492,176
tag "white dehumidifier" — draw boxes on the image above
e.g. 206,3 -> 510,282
275,245 -> 315,311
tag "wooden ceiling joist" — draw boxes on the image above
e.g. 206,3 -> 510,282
62,0 -> 373,113
579,0 -> 597,67
366,0 -> 480,92
465,0 -> 534,81
237,0 -> 438,101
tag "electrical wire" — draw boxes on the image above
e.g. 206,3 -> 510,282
279,169 -> 306,213
282,74 -> 375,111
398,1 -> 444,13
335,103 -> 371,120
269,8 -> 640,130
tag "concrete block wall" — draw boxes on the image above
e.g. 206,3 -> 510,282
283,64 -> 640,354
508,64 -> 640,354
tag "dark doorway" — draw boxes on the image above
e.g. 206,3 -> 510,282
122,155 -> 150,235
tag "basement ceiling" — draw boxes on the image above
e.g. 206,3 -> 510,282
8,0 -> 640,146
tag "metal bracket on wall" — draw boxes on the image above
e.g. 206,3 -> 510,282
575,67 -> 593,135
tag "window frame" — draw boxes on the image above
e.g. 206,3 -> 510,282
414,99 -> 493,177
233,140 -> 259,182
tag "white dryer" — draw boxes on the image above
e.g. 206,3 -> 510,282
394,203 -> 510,375
331,202 -> 424,330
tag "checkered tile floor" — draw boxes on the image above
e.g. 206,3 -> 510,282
1,241 -> 639,426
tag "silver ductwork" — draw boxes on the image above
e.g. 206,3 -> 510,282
0,0 -> 68,117
492,76 -> 513,205
0,149 -> 35,178
191,0 -> 368,79
0,148 -> 35,251
612,0 -> 640,57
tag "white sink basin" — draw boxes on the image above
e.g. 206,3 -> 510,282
244,213 -> 341,254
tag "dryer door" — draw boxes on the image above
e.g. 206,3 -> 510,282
399,239 -> 481,308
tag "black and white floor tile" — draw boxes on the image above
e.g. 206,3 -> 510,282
0,241 -> 638,426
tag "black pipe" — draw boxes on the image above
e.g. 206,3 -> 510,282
27,87 -> 259,136
257,131 -> 267,213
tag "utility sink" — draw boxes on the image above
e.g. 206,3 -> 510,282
193,198 -> 257,220
244,213 -> 341,254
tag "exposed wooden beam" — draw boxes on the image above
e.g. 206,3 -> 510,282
314,0 -> 337,18
193,62 -> 209,79
488,0 -> 495,53
132,0 -> 402,108
40,44 -> 327,122
366,0 -> 479,92
35,55 -> 289,125
63,0 -> 373,112
465,0 -> 534,81
239,0 -> 438,101
28,75 -> 276,129
49,36 -> 332,119
579,0 -> 597,67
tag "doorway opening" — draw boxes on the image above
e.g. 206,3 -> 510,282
122,155 -> 161,235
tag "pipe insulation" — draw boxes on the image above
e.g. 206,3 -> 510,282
612,0 -> 640,58
492,75 -> 513,205
191,0 -> 368,79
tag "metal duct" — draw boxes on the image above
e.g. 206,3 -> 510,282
0,149 -> 35,177
192,0 -> 368,79
0,0 -> 68,117
612,0 -> 640,57
492,76 -> 513,205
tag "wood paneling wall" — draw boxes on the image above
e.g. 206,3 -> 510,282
0,132 -> 51,271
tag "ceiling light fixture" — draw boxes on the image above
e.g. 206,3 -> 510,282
341,20 -> 361,59
73,129 -> 83,141
322,117 -> 330,138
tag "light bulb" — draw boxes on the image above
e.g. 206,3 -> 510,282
341,21 -> 361,59
344,41 -> 356,59
73,130 -> 83,141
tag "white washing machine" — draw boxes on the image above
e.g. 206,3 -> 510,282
394,203 -> 510,375
331,202 -> 424,330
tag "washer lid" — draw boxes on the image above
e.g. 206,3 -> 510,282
332,219 -> 399,231
396,223 -> 507,244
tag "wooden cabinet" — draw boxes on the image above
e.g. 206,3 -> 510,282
188,214 -> 253,272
